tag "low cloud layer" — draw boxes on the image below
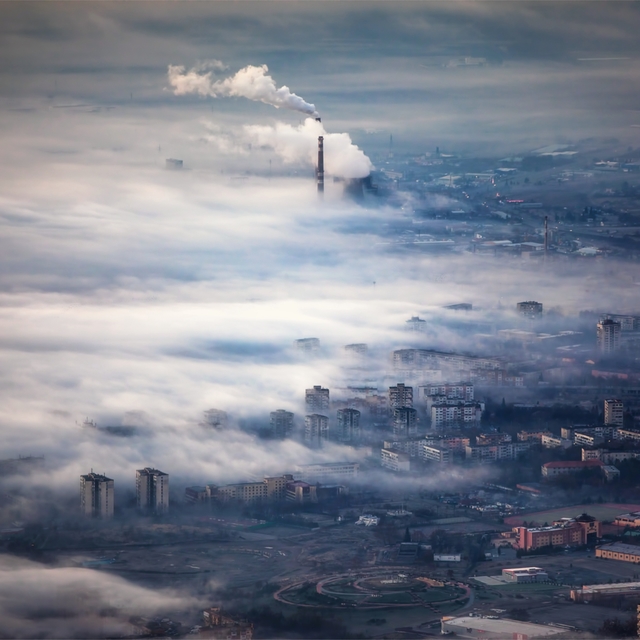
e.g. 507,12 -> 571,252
0,556 -> 199,639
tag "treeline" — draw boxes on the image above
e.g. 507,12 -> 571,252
239,606 -> 366,639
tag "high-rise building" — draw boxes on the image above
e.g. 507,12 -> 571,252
604,399 -> 624,428
517,301 -> 543,318
203,409 -> 228,429
393,407 -> 418,438
80,472 -> 114,519
597,319 -> 621,355
136,468 -> 169,514
305,385 -> 330,412
270,410 -> 294,439
344,343 -> 368,356
295,338 -> 320,353
304,414 -> 328,447
405,316 -> 427,331
389,383 -> 413,409
336,408 -> 361,442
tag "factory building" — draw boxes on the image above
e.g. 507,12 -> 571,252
270,410 -> 294,439
136,468 -> 169,514
80,472 -> 114,519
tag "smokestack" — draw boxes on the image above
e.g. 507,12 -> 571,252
544,215 -> 548,257
317,135 -> 324,196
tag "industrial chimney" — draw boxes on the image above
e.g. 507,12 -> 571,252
317,135 -> 324,196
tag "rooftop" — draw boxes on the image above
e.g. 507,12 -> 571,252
543,460 -> 603,468
442,615 -> 566,637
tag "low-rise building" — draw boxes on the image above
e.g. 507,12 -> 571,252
441,615 -> 565,639
465,441 -> 530,463
614,511 -> 640,528
596,542 -> 640,564
517,430 -> 552,443
515,514 -> 600,551
541,459 -> 603,477
541,434 -> 572,449
571,581 -> 640,603
502,567 -> 548,583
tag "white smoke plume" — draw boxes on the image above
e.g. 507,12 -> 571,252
244,118 -> 373,179
168,62 -> 319,117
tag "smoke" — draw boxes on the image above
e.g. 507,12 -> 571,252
203,117 -> 372,180
168,62 -> 319,117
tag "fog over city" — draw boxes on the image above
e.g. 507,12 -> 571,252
2,2 -> 640,638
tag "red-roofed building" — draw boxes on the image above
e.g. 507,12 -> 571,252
541,460 -> 604,477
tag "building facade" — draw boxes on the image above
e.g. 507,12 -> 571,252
305,385 -> 330,412
389,383 -> 413,409
270,410 -> 294,439
136,468 -> 169,514
336,408 -> 361,442
304,413 -> 328,447
392,407 -> 418,437
604,399 -> 624,427
597,319 -> 621,355
80,472 -> 114,519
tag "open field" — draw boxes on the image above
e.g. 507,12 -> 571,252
504,503 -> 640,526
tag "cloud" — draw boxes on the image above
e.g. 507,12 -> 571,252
0,556 -> 199,639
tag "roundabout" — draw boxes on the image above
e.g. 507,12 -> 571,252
274,568 -> 469,610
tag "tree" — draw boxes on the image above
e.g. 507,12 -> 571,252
403,527 -> 411,543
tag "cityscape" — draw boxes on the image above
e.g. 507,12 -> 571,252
3,2 -> 640,639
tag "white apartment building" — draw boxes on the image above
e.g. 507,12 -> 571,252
380,448 -> 411,472
296,462 -> 359,482
421,444 -> 451,464
604,399 -> 624,427
465,442 -> 530,463
431,402 -> 482,429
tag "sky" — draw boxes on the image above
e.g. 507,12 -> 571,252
1,3 -> 640,633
